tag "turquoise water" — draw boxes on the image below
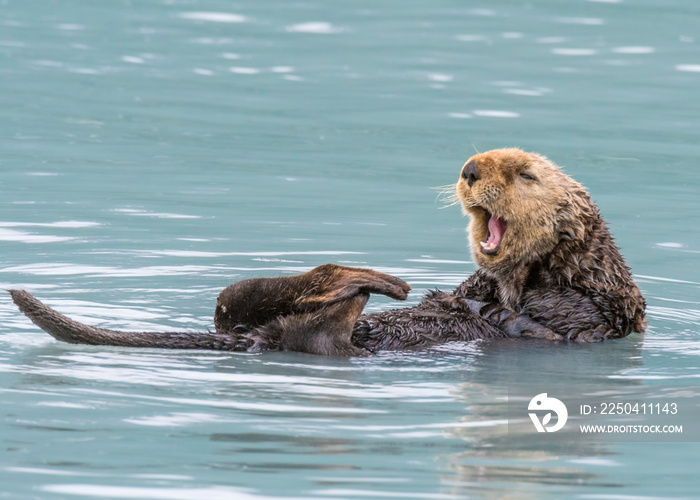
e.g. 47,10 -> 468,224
2,0 -> 700,498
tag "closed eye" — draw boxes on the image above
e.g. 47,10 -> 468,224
520,172 -> 535,181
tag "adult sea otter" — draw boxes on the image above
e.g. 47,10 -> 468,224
9,148 -> 647,355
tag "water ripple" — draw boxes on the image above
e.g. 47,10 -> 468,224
676,64 -> 700,73
286,22 -> 345,34
178,12 -> 249,23
0,228 -> 75,243
42,484 -> 313,500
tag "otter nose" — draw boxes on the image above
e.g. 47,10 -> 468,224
461,160 -> 479,188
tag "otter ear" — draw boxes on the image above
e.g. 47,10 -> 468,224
555,188 -> 595,243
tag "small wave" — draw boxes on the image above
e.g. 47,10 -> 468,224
124,412 -> 227,427
0,263 -> 222,277
0,221 -> 97,228
555,17 -> 605,25
676,64 -> 700,73
552,48 -> 599,56
473,110 -> 521,118
137,250 -> 365,258
647,306 -> 700,324
503,88 -> 551,96
122,56 -> 145,64
42,484 -> 289,500
456,35 -> 488,42
612,46 -> 655,54
286,22 -> 345,34
0,228 -> 75,244
230,67 -> 260,75
112,209 -> 201,219
178,12 -> 249,23
189,37 -> 233,45
427,73 -> 453,82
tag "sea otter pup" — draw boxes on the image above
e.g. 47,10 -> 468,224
9,148 -> 646,355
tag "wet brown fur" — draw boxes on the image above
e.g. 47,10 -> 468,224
9,148 -> 646,354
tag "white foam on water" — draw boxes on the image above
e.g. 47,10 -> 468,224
122,56 -> 145,64
139,250 -> 365,258
0,229 -> 75,244
42,485 -> 278,500
69,68 -> 102,75
612,46 -> 655,54
230,66 -> 260,74
473,110 -> 520,118
456,34 -> 487,42
112,208 -> 201,219
286,22 -> 344,34
178,12 -> 248,23
427,73 -> 453,82
190,37 -> 233,45
0,263 -> 220,277
556,17 -> 605,25
124,412 -> 226,427
552,48 -> 599,56
503,88 -> 549,96
676,64 -> 700,72
0,221 -> 97,228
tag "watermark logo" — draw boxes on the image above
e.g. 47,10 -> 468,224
528,393 -> 568,432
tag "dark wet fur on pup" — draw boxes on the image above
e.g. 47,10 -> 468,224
9,149 -> 646,355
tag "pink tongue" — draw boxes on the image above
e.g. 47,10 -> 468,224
487,216 -> 504,245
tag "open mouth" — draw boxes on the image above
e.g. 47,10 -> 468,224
480,212 -> 507,256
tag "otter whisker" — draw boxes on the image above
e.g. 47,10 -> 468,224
432,184 -> 460,209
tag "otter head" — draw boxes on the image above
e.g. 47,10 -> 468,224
456,148 -> 594,271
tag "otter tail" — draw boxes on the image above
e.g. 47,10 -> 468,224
8,290 -> 242,351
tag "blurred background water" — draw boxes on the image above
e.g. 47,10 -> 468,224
1,0 -> 699,498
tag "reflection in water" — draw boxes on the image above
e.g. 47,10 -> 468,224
4,335 -> 648,496
438,339 -> 644,496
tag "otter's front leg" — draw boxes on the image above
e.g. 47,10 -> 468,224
461,299 -> 563,340
431,293 -> 563,341
452,271 -> 562,340
352,292 -> 512,352
520,288 -> 622,342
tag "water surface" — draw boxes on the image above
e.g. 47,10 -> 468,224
2,0 -> 700,498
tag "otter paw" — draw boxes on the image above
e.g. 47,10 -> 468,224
238,327 -> 277,352
354,269 -> 411,301
521,328 -> 564,341
303,265 -> 411,306
502,313 -> 563,340
572,325 -> 611,343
